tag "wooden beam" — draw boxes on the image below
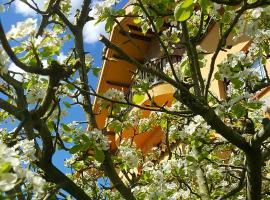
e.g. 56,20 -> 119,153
119,30 -> 151,42
106,80 -> 131,88
111,54 -> 144,64
127,24 -> 155,35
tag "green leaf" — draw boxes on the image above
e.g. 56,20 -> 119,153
231,78 -> 244,89
105,18 -> 115,32
142,23 -> 149,35
247,0 -> 258,3
132,93 -> 145,104
69,145 -> 82,154
232,103 -> 246,118
47,121 -> 55,132
199,0 -> 211,13
41,46 -> 58,58
181,0 -> 193,8
214,72 -> 221,80
198,151 -> 208,161
175,8 -> 192,22
247,102 -> 262,110
133,17 -> 141,24
155,17 -> 164,32
26,80 -> 34,90
61,123 -> 72,132
0,163 -> 11,173
66,83 -> 76,91
171,33 -> 180,43
261,57 -> 267,65
92,67 -> 101,77
116,9 -> 125,16
81,134 -> 90,143
181,60 -> 191,76
63,101 -> 71,108
174,0 -> 194,22
81,142 -> 90,151
62,136 -> 73,143
13,46 -> 24,54
94,148 -> 105,162
186,155 -> 197,162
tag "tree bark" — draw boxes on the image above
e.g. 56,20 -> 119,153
37,161 -> 92,200
246,148 -> 262,200
103,151 -> 136,200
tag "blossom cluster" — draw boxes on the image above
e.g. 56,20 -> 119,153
102,88 -> 126,102
88,128 -> 110,151
7,18 -> 37,40
26,82 -> 47,104
132,158 -> 190,199
92,0 -> 120,18
0,46 -> 9,76
15,139 -> 37,163
118,140 -> 141,169
0,140 -> 45,195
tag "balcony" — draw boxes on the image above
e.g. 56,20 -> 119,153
135,55 -> 182,87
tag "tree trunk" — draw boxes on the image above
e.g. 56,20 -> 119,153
246,148 -> 262,200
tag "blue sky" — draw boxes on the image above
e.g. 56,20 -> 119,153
0,0 -> 127,174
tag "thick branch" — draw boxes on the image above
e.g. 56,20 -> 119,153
0,98 -> 22,120
182,21 -> 203,96
246,147 -> 262,199
77,0 -> 91,27
36,0 -> 61,36
102,151 -> 136,200
37,161 -> 92,200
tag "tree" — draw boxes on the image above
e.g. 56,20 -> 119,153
1,0 -> 270,199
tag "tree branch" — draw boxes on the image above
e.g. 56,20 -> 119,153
0,21 -> 50,75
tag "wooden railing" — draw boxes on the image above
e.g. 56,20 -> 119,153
127,55 -> 182,101
137,55 -> 182,86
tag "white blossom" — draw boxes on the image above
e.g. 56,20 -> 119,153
92,0 -> 120,18
102,88 -> 125,102
88,128 -> 110,151
0,142 -> 45,193
251,8 -> 263,18
17,139 -> 37,163
26,83 -> 46,104
0,173 -> 18,192
7,18 -> 37,40
213,3 -> 221,12
26,171 -> 46,193
119,140 -> 140,169
0,46 -> 9,75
